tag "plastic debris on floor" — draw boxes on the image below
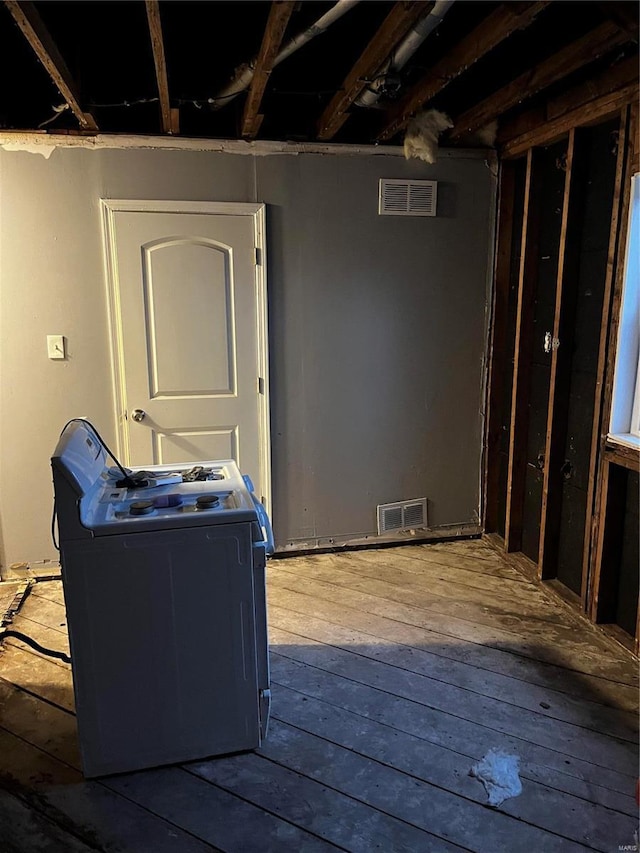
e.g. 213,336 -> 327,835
470,749 -> 523,806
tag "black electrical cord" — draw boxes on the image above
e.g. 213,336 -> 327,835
2,631 -> 71,664
60,418 -> 138,488
51,497 -> 59,552
51,417 -> 140,550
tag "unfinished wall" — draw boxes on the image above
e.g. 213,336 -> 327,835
0,144 -> 494,569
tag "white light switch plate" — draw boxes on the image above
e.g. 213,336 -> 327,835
47,335 -> 65,359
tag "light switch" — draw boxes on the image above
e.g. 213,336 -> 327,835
47,335 -> 66,359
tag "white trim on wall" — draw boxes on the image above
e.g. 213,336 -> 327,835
0,130 -> 493,161
609,174 -> 640,450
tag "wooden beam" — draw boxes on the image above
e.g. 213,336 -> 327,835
603,440 -> 640,473
538,128 -> 580,581
590,460 -> 629,623
588,104 -> 636,620
451,22 -> 629,141
484,161 -> 517,533
376,1 -> 550,142
597,1 -> 639,42
145,0 -> 178,135
581,107 -> 627,608
242,1 -> 294,140
629,94 -> 640,172
504,147 -> 542,553
4,0 -> 97,131
498,54 -> 638,145
317,1 -> 427,141
501,81 -> 638,158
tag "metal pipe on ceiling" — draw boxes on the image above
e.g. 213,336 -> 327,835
355,0 -> 455,108
211,0 -> 360,109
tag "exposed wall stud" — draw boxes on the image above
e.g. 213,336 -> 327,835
504,148 -> 542,553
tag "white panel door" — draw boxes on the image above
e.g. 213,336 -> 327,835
103,201 -> 270,504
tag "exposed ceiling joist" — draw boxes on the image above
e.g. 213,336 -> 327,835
501,81 -> 638,158
145,0 -> 178,135
241,0 -> 295,140
316,1 -> 428,141
597,1 -> 640,41
377,0 -> 550,142
497,54 -> 639,145
4,0 -> 98,131
450,21 -> 630,140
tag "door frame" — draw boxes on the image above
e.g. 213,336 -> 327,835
100,198 -> 272,513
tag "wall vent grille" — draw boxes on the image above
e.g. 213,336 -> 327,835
378,179 -> 437,217
377,498 -> 428,534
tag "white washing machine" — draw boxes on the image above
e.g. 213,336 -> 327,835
51,420 -> 272,778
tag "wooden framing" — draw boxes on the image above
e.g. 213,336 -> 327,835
451,22 -> 629,141
376,1 -> 550,142
483,160 -> 517,533
537,128 -> 577,580
580,109 -> 628,606
504,148 -> 542,553
546,57 -> 638,127
603,441 -> 640,473
488,72 -> 638,646
629,97 -> 640,174
4,0 -> 98,131
590,452 -> 639,653
588,101 -> 639,627
241,1 -> 294,140
501,82 -> 638,158
145,0 -> 179,135
485,88 -> 640,652
316,1 -> 426,141
597,1 -> 640,41
498,55 -> 639,146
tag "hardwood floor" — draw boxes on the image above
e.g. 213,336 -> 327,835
0,538 -> 637,852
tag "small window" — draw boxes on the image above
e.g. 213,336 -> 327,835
610,174 -> 640,448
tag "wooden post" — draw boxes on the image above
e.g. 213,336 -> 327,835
484,161 -> 517,532
588,110 -> 637,619
538,128 -> 583,580
504,148 -> 542,553
580,109 -> 628,607
590,448 -> 639,627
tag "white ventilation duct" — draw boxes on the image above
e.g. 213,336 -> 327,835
355,0 -> 455,108
212,0 -> 360,109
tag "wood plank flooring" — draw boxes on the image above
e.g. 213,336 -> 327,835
0,538 -> 637,852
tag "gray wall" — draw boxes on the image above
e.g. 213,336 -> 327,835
260,153 -> 494,547
0,144 -> 494,568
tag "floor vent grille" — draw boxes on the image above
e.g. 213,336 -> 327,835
377,498 -> 428,534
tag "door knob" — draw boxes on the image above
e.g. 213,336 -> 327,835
131,409 -> 146,423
